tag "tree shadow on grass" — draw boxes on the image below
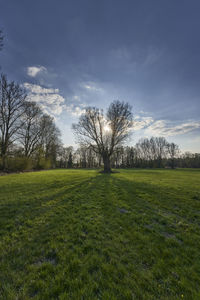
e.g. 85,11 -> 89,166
0,176 -> 97,237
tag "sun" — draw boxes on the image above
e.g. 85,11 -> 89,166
103,124 -> 111,132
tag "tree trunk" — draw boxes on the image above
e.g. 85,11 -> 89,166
103,154 -> 111,173
98,156 -> 101,168
157,156 -> 162,168
171,158 -> 175,169
0,145 -> 7,170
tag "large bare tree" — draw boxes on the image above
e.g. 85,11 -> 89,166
0,74 -> 27,169
18,101 -> 42,157
72,100 -> 133,173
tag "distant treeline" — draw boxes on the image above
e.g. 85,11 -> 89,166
1,75 -> 199,172
59,141 -> 200,170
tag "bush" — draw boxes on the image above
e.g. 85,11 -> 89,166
0,155 -> 55,172
35,158 -> 51,170
5,157 -> 34,172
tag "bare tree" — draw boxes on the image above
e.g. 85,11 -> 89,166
167,142 -> 179,169
18,101 -> 42,157
59,146 -> 74,168
136,138 -> 152,166
72,100 -> 133,173
0,75 -> 27,169
153,137 -> 168,168
67,151 -> 73,168
39,114 -> 62,168
135,137 -> 168,168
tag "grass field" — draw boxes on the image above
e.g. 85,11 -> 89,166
0,169 -> 200,299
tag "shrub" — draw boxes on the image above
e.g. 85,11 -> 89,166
35,158 -> 51,170
6,157 -> 34,172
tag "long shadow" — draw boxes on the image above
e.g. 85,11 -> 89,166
109,175 -> 200,221
76,172 -> 200,242
0,175 -> 99,238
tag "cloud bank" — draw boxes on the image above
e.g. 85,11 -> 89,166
24,83 -> 65,115
133,116 -> 200,137
145,120 -> 200,137
24,82 -> 86,117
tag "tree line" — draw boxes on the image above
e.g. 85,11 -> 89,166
59,141 -> 200,170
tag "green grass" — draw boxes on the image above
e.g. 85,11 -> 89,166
0,169 -> 200,300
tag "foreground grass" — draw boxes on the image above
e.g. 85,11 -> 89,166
0,169 -> 200,299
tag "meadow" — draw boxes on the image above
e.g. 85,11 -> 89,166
0,169 -> 200,299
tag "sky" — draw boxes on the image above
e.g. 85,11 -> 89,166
1,0 -> 200,152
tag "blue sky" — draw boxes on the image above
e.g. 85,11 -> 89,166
1,0 -> 200,152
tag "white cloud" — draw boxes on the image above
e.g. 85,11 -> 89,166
73,95 -> 80,101
24,83 -> 59,94
133,116 -> 154,130
81,81 -> 103,92
131,113 -> 200,137
24,83 -> 65,116
145,120 -> 200,136
24,82 -> 87,118
65,104 -> 86,117
27,66 -> 47,77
